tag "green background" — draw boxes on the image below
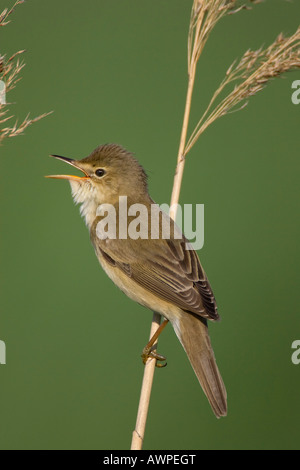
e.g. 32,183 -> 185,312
0,0 -> 299,450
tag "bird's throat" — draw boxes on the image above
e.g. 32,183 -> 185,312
69,180 -> 99,229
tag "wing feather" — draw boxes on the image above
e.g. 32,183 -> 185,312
92,211 -> 219,321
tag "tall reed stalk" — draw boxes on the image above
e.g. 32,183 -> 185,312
131,0 -> 300,450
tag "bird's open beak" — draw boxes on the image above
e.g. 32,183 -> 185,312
46,155 -> 90,181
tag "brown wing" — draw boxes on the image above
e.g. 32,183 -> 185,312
92,212 -> 219,321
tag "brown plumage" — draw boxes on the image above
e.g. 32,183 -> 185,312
47,144 -> 227,418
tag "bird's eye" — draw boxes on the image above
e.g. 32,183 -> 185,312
95,168 -> 106,177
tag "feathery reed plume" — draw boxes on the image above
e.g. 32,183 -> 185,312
185,25 -> 300,154
187,1 -> 264,76
0,1 -> 51,145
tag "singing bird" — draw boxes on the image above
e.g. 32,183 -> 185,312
47,143 -> 227,417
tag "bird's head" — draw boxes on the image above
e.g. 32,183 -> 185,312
47,143 -> 149,207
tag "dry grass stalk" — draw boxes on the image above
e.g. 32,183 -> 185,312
131,312 -> 162,450
0,1 -> 50,145
132,0 -> 300,450
0,112 -> 51,144
0,0 -> 24,26
185,26 -> 300,154
170,0 -> 265,213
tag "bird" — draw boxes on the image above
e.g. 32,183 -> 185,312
47,143 -> 227,418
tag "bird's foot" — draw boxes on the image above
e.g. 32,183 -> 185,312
141,346 -> 167,368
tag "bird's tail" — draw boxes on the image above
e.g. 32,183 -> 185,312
171,312 -> 227,418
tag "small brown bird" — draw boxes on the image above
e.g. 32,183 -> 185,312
47,144 -> 227,417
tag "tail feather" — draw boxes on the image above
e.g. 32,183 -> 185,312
172,313 -> 227,418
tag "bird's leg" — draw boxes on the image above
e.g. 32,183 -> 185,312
141,319 -> 169,368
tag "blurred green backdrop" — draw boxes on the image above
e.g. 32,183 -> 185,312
0,0 -> 299,450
